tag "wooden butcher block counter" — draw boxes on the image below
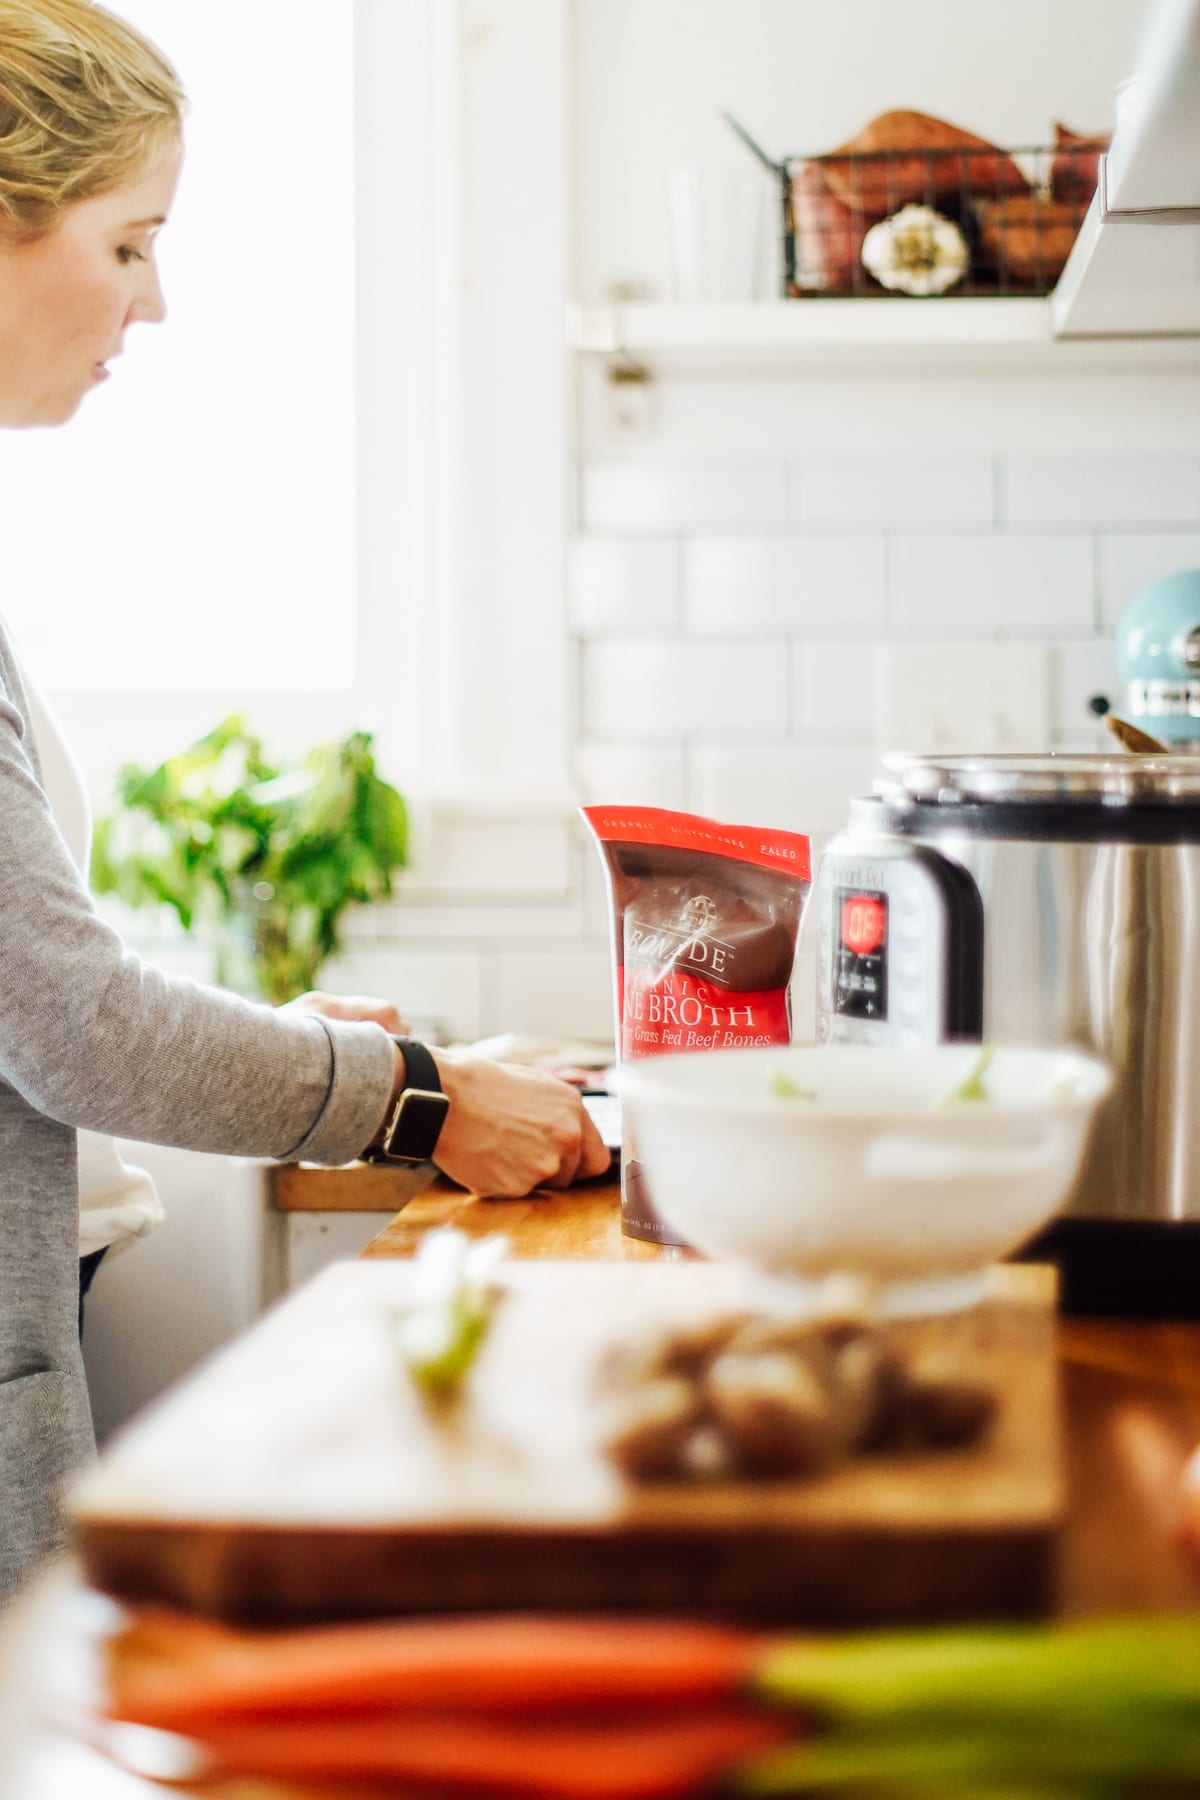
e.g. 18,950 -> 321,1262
68,1168 -> 1200,1625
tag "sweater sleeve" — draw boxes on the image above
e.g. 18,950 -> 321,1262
0,692 -> 396,1165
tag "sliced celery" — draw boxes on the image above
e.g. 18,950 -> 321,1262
769,1067 -> 817,1102
941,1045 -> 994,1105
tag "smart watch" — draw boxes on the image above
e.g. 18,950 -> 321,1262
360,1037 -> 450,1166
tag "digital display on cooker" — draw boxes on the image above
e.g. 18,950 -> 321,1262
834,887 -> 888,1020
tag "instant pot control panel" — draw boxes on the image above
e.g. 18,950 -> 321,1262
815,835 -> 984,1046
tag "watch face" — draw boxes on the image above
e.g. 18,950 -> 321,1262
386,1089 -> 450,1163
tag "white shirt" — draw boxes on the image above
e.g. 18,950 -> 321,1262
21,679 -> 163,1257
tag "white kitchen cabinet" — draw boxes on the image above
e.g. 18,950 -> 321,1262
1053,0 -> 1200,337
81,1146 -> 271,1444
80,1151 -> 407,1444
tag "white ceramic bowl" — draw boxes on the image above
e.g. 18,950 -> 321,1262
615,1044 -> 1111,1314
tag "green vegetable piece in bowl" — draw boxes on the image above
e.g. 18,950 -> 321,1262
769,1067 -> 817,1103
942,1045 -> 994,1106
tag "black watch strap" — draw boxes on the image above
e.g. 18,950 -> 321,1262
391,1037 -> 441,1097
361,1037 -> 449,1166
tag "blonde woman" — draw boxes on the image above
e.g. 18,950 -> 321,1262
0,0 -> 607,1601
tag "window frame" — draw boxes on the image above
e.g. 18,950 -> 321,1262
358,0 -> 576,896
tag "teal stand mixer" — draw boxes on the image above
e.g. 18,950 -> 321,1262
1106,569 -> 1200,749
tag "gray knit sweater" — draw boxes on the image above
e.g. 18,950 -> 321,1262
0,624 -> 396,1601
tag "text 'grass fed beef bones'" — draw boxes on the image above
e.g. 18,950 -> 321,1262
582,806 -> 812,1246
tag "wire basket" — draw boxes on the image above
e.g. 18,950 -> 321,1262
778,141 -> 1101,299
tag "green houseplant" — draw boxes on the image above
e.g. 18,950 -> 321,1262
91,715 -> 409,1004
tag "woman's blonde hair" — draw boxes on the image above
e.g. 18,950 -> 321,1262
0,0 -> 184,238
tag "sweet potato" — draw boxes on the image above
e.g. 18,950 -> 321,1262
789,162 -> 869,294
1051,120 -> 1110,203
974,192 -> 1091,287
821,109 -> 1030,218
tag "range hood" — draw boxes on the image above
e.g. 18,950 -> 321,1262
1052,0 -> 1200,337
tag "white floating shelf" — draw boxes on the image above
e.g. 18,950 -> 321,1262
568,299 -> 1200,373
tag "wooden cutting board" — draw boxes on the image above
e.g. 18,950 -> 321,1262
71,1260 -> 1062,1626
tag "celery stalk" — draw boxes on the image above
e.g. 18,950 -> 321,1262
737,1618 -> 1200,1794
753,1617 -> 1200,1726
739,1717 -> 1200,1791
392,1228 -> 507,1403
825,1785 -> 1126,1800
769,1067 -> 817,1102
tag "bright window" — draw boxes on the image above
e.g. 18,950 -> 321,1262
0,0 -> 356,691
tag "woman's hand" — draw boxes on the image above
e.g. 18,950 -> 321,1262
281,1002 -> 610,1194
280,990 -> 411,1034
430,1053 -> 611,1197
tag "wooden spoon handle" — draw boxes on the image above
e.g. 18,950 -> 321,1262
1105,715 -> 1170,755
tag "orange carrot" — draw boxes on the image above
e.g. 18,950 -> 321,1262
104,1611 -> 767,1729
1178,1438 -> 1200,1574
192,1705 -> 793,1799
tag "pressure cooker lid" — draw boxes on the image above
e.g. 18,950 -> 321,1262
876,752 -> 1200,806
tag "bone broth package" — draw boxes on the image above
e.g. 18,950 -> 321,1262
582,805 -> 812,1245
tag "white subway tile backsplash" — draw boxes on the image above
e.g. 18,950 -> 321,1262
337,905 -> 381,942
791,950 -> 817,1046
485,949 -> 614,1042
1002,457 -> 1200,527
890,534 -> 1095,631
1051,638 -> 1119,739
583,640 -> 788,739
568,538 -> 680,635
1054,726 -> 1111,752
792,459 -> 994,526
375,900 -> 588,941
792,641 -> 877,739
574,743 -> 686,808
874,640 -> 1050,755
580,842 -> 614,939
689,744 -> 877,838
581,463 -> 787,531
119,934 -> 213,987
683,537 -> 886,633
1099,532 -> 1200,626
580,368 -> 1200,462
415,817 -> 573,896
320,948 -> 484,1044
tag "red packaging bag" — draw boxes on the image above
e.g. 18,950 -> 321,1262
581,806 -> 812,1245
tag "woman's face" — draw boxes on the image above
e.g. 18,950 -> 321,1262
0,134 -> 182,428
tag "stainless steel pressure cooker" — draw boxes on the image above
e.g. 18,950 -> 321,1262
812,752 -> 1200,1315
